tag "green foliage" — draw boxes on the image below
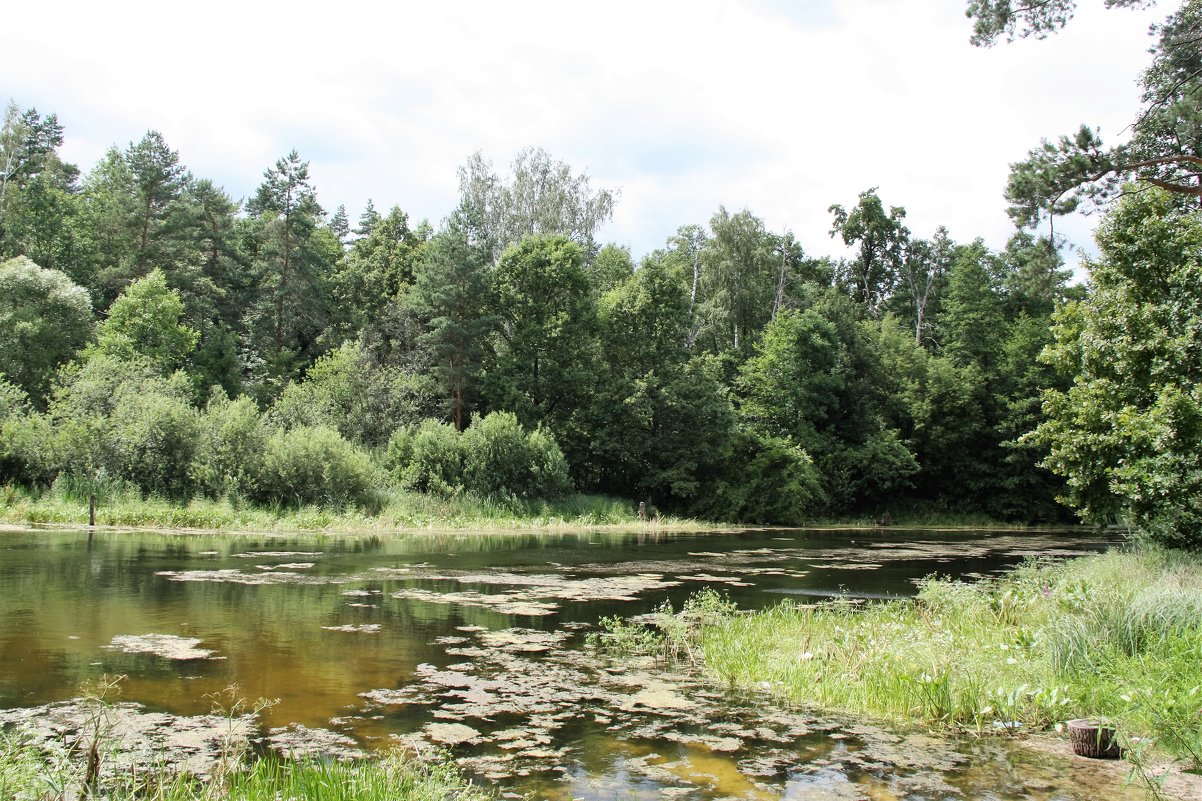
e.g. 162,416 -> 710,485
462,411 -> 571,499
389,419 -> 464,495
191,390 -> 270,499
694,207 -> 781,355
0,377 -> 31,481
0,103 -> 81,278
389,412 -> 571,500
829,189 -> 909,319
93,269 -> 198,374
692,429 -> 823,525
938,241 -> 1005,373
330,205 -> 425,339
581,256 -> 735,504
588,242 -> 634,295
244,150 -> 332,388
1034,189 -> 1202,548
104,383 -> 201,498
0,256 -> 93,404
16,355 -> 201,496
406,209 -> 494,431
270,341 -> 434,448
253,426 -> 383,511
735,297 -> 918,513
484,234 -> 596,440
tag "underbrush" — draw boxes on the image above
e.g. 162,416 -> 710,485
594,550 -> 1202,784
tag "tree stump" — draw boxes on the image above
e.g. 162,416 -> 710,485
1067,719 -> 1121,759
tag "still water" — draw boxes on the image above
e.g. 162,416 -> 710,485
0,525 -> 1132,800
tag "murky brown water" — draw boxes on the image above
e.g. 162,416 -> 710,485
0,525 -> 1142,799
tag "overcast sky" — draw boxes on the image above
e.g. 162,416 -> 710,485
3,0 -> 1167,263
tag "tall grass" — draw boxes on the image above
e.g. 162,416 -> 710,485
0,480 -> 693,533
622,550 -> 1202,770
0,733 -> 489,801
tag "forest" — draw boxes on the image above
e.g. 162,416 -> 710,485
0,115 -> 1076,526
0,1 -> 1200,550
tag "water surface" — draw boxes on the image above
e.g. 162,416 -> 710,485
0,525 -> 1133,799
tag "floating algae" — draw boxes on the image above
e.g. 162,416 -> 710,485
267,723 -> 364,759
0,701 -> 252,777
106,634 -> 217,660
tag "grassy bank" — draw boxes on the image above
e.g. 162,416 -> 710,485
0,481 -> 1064,536
0,734 -> 488,801
0,482 -> 709,534
603,550 -> 1202,774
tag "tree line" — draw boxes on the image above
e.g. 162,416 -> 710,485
2,51 -> 1200,547
0,109 -> 1081,524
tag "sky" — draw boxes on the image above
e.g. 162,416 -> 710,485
2,0 -> 1169,265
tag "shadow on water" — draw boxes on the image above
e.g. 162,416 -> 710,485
0,525 -> 1134,800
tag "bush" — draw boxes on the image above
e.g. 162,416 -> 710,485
254,426 -> 383,510
269,342 -> 437,448
526,427 -> 573,498
462,412 -> 571,499
387,412 -> 572,500
389,420 -> 464,495
191,390 -> 271,499
106,388 -> 201,499
0,378 -> 33,481
34,356 -> 201,498
693,430 -> 823,525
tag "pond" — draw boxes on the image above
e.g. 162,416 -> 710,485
0,525 -> 1137,800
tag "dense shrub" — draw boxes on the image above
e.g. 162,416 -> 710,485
0,378 -> 32,481
254,426 -> 383,510
388,412 -> 572,500
693,430 -> 823,525
105,388 -> 201,498
0,407 -> 56,485
270,342 -> 437,447
462,412 -> 571,499
17,356 -> 203,497
191,391 -> 271,498
388,420 -> 464,495
525,427 -> 573,498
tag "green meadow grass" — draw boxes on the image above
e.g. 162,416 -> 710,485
0,481 -> 691,534
608,550 -> 1202,770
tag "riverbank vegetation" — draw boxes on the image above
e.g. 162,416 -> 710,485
0,4 -> 1198,541
0,735 -> 488,801
597,550 -> 1202,786
0,481 -> 655,532
0,97 -> 1095,532
3,78 -> 1201,545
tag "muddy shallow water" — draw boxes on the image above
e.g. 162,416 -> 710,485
0,525 -> 1142,799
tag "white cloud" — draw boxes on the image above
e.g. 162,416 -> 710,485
3,0 -> 1166,259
